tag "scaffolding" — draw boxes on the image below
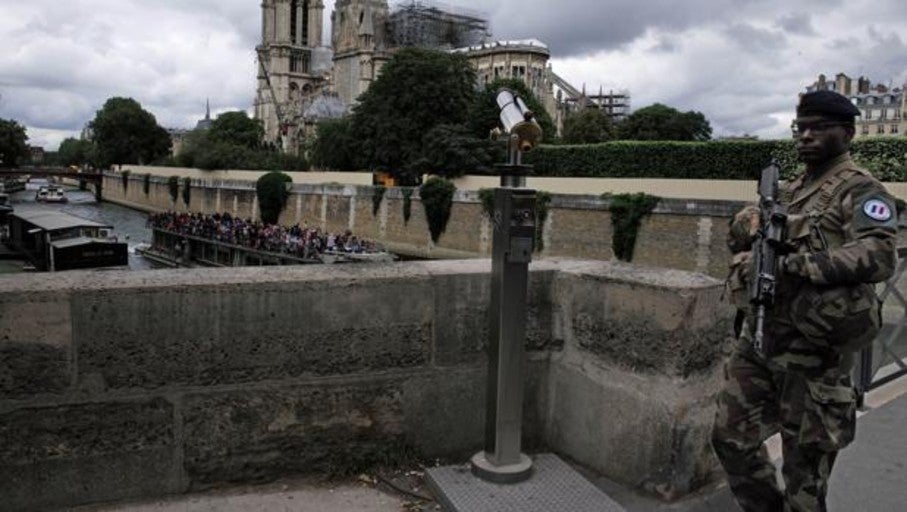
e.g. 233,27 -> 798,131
387,0 -> 490,49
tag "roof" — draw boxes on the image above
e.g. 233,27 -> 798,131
11,210 -> 111,232
51,237 -> 116,249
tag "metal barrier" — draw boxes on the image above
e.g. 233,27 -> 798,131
857,246 -> 907,401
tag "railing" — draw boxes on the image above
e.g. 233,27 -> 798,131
857,245 -> 907,403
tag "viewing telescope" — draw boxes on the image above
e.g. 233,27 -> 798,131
495,89 -> 542,152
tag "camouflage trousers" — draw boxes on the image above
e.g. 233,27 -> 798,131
711,345 -> 857,512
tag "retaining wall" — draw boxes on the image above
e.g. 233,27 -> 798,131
105,172 -> 742,278
0,260 -> 732,511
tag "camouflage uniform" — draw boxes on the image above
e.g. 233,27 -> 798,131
712,153 -> 898,512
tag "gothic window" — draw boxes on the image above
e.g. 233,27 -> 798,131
291,0 -> 298,43
302,1 -> 310,44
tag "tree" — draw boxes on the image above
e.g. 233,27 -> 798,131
0,118 -> 29,168
310,117 -> 357,171
90,97 -> 172,168
57,137 -> 92,166
561,108 -> 615,144
412,124 -> 501,177
617,103 -> 712,141
349,47 -> 478,172
208,111 -> 264,149
468,78 -> 557,144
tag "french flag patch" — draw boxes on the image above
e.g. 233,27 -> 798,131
863,199 -> 893,222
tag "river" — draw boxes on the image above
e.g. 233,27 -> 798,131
0,186 -> 157,273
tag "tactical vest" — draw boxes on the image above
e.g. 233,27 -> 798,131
781,164 -> 882,353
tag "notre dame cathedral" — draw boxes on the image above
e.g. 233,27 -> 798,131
254,1 -> 626,155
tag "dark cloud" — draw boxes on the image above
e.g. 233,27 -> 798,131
723,23 -> 788,50
0,0 -> 903,148
776,13 -> 816,36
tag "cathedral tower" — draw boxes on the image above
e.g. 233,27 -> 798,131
255,0 -> 326,151
331,0 -> 391,108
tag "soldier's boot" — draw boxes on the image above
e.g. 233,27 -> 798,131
781,440 -> 837,512
711,435 -> 784,512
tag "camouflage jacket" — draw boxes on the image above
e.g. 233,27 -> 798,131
728,153 -> 898,363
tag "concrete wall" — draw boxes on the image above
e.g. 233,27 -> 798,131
0,260 -> 732,511
104,172 -> 743,277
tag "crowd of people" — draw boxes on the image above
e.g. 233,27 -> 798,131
147,211 -> 383,260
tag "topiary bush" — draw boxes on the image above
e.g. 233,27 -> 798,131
419,177 -> 456,243
256,171 -> 292,224
181,177 -> 191,206
372,185 -> 385,217
402,187 -> 413,225
607,193 -> 660,261
168,176 -> 179,203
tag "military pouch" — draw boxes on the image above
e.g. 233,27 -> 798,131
790,281 -> 881,352
802,379 -> 857,451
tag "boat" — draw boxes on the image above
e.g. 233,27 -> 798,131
5,210 -> 128,271
35,185 -> 68,203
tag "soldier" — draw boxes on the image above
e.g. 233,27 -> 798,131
711,90 -> 898,512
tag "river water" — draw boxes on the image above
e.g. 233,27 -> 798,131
0,186 -> 157,273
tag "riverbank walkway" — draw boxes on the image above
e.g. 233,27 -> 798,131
72,376 -> 907,512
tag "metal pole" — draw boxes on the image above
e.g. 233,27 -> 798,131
471,186 -> 536,484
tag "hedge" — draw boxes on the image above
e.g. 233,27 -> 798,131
525,138 -> 907,181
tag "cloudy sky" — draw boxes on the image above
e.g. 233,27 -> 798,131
1,0 -> 905,150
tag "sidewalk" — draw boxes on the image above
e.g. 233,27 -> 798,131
73,378 -> 907,512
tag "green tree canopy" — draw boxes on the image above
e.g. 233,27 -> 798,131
561,108 -> 615,144
310,117 -> 356,171
617,103 -> 712,141
412,124 -> 501,177
208,111 -> 264,149
467,78 -> 557,144
56,137 -> 93,166
0,118 -> 29,168
90,97 -> 172,168
349,47 -> 478,172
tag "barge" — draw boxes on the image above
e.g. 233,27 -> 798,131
5,210 -> 128,271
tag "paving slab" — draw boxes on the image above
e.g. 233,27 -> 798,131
426,453 -> 625,512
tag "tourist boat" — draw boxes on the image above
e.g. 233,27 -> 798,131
5,211 -> 128,271
35,185 -> 68,203
144,226 -> 396,268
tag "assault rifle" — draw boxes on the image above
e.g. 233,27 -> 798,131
749,161 -> 787,354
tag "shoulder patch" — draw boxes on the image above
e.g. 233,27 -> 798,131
862,198 -> 893,222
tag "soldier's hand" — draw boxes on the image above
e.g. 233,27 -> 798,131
727,206 -> 760,253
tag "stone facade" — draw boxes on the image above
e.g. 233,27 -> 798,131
804,73 -> 907,138
254,0 -> 327,152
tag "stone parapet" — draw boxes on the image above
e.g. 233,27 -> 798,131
0,260 -> 731,510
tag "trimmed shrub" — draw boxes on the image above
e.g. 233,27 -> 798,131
168,176 -> 179,203
181,177 -> 191,206
525,138 -> 907,181
608,193 -> 660,261
419,177 -> 456,243
402,187 -> 413,224
256,172 -> 292,224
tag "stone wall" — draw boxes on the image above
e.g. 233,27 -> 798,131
104,173 -> 742,277
0,260 -> 732,511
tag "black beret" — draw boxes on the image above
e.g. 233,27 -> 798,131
797,90 -> 861,121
